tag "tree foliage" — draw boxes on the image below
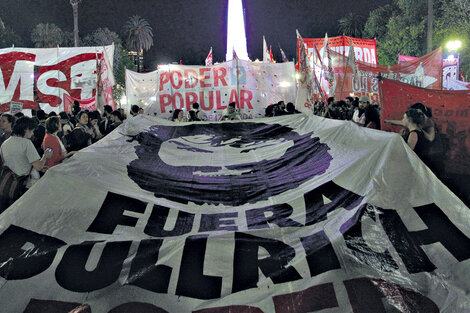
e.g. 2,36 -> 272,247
337,13 -> 365,38
433,0 -> 470,76
82,27 -> 136,94
361,0 -> 470,76
83,27 -> 122,77
0,18 -> 23,48
363,4 -> 399,39
31,23 -> 64,48
123,15 -> 153,71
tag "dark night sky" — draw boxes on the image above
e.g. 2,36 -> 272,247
0,0 -> 391,70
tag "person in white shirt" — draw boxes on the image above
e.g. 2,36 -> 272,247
220,102 -> 241,121
1,116 -> 52,189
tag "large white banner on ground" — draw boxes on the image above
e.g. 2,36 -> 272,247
0,45 -> 114,114
126,60 -> 296,120
0,115 -> 469,312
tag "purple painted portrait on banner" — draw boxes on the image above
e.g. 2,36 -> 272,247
127,122 -> 332,206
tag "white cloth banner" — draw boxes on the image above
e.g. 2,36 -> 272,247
0,115 -> 469,312
126,60 -> 296,120
0,45 -> 114,113
443,77 -> 470,90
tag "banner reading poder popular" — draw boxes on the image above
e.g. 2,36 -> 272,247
126,59 -> 296,120
0,45 -> 114,113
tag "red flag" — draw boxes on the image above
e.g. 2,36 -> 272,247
179,60 -> 183,65
232,47 -> 238,60
269,46 -> 274,63
461,70 -> 465,81
205,47 -> 213,66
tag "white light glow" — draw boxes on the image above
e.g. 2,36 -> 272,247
120,95 -> 127,105
226,0 -> 249,61
295,73 -> 301,80
279,81 -> 291,88
446,40 -> 462,51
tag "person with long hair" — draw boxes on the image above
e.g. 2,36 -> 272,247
385,102 -> 445,174
172,109 -> 184,122
403,108 -> 430,160
385,102 -> 436,141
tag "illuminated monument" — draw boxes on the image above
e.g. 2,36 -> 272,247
226,0 -> 249,61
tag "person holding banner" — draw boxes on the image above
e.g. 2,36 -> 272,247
385,103 -> 436,142
220,102 -> 241,121
41,117 -> 77,169
403,108 -> 430,162
352,96 -> 380,129
1,117 -> 52,188
190,103 -> 205,121
66,111 -> 94,151
172,109 -> 184,122
384,103 -> 444,174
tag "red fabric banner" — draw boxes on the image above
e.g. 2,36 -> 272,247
331,48 -> 443,104
0,46 -> 114,113
300,35 -> 378,64
63,93 -> 96,113
398,55 -> 418,63
380,78 -> 470,174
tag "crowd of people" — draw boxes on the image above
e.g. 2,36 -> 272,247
0,101 -> 143,211
309,95 -> 444,174
312,95 -> 381,129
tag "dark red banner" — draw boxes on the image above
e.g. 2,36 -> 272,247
300,35 -> 378,64
380,78 -> 470,174
331,48 -> 443,104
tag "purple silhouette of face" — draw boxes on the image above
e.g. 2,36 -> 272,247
128,122 -> 332,206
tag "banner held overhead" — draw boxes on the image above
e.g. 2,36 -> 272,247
0,114 -> 469,312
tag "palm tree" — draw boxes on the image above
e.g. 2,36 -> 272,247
31,23 -> 64,48
123,15 -> 153,72
337,13 -> 365,38
70,0 -> 82,47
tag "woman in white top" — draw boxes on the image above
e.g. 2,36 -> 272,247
1,116 -> 52,188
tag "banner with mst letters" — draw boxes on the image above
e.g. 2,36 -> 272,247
126,59 -> 296,120
0,45 -> 114,113
0,115 -> 469,312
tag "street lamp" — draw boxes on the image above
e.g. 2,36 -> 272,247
445,40 -> 462,83
446,40 -> 462,51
